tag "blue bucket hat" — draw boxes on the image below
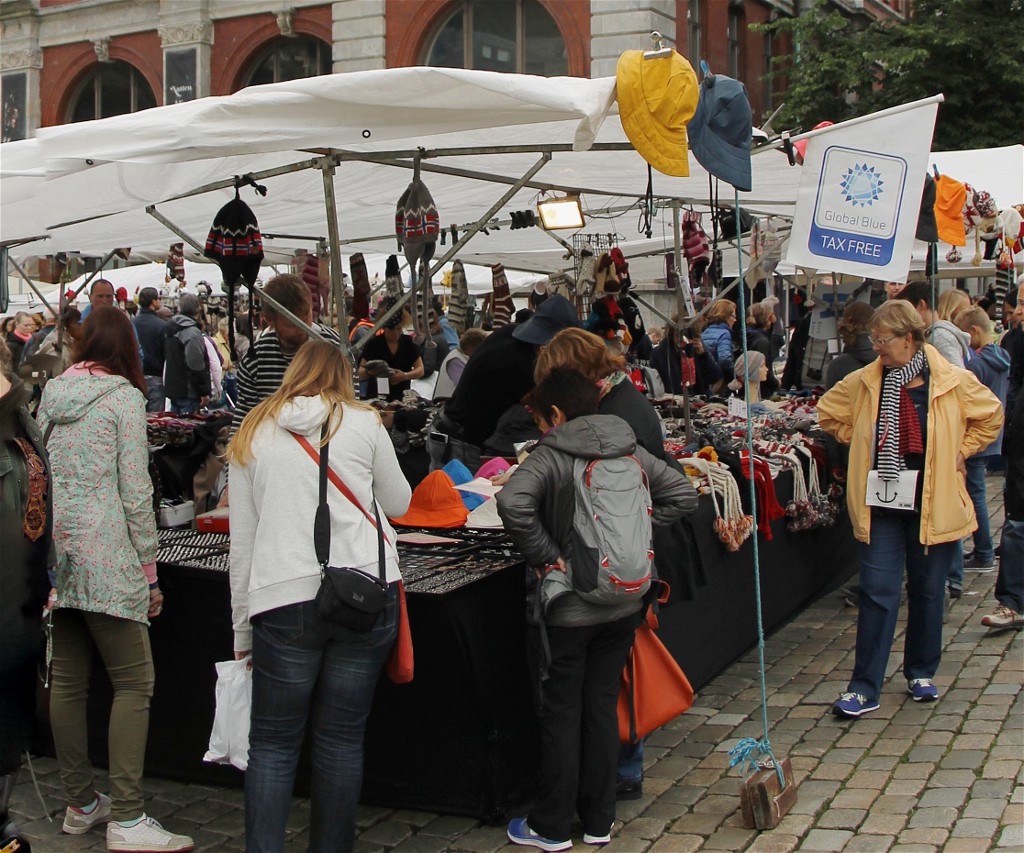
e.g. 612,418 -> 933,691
687,71 -> 753,193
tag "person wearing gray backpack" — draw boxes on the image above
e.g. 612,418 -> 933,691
496,368 -> 697,851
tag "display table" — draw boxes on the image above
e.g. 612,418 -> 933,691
35,488 -> 857,819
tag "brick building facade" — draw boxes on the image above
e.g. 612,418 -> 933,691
1,0 -> 906,143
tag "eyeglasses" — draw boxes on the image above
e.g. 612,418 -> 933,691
869,334 -> 899,347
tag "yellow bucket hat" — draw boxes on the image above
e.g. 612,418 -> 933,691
616,49 -> 699,178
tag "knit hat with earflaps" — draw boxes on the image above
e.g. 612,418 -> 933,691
391,470 -> 469,528
383,254 -> 403,299
448,259 -> 469,333
350,253 -> 370,320
204,197 -> 264,287
396,177 -> 439,270
490,264 -> 514,329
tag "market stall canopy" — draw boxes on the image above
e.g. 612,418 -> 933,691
2,66 -> 1019,283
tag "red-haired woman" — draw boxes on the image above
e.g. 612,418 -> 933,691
38,307 -> 193,852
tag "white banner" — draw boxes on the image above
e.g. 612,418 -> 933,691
785,100 -> 939,282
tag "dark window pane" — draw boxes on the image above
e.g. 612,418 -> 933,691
426,11 -> 464,68
523,0 -> 566,75
135,73 -> 156,111
245,37 -> 331,87
473,0 -> 516,72
100,66 -> 132,117
71,83 -> 96,122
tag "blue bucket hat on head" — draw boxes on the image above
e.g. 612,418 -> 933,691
512,294 -> 581,346
687,67 -> 753,193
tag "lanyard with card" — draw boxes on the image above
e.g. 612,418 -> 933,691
865,469 -> 918,511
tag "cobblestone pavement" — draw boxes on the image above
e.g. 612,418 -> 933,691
11,479 -> 1022,852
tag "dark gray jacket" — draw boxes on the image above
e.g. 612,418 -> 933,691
496,414 -> 698,627
163,314 -> 210,400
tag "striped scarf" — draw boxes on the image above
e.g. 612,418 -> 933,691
877,347 -> 926,481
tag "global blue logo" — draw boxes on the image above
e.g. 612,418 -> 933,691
840,163 -> 884,207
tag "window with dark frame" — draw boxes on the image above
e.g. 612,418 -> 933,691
423,0 -> 567,77
68,61 -> 156,123
243,36 -> 332,88
727,5 -> 742,79
687,0 -> 702,67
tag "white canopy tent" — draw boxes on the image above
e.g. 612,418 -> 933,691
2,67 -> 1020,294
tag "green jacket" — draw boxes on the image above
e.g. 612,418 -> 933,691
38,373 -> 156,623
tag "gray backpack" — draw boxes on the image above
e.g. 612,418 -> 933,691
568,454 -> 654,604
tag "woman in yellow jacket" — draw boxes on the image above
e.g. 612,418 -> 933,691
818,301 -> 1002,718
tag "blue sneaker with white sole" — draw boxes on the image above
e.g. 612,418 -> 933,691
832,692 -> 880,718
507,818 -> 572,852
907,678 -> 939,702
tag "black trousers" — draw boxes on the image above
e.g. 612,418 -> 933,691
526,613 -> 638,841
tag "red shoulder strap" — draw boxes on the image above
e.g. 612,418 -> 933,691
291,431 -> 390,544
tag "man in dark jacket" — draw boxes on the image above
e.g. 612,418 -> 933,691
163,293 -> 210,415
983,389 -> 1024,630
133,287 -> 169,412
497,368 -> 696,852
429,295 -> 580,472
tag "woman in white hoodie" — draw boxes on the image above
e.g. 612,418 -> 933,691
227,341 -> 411,853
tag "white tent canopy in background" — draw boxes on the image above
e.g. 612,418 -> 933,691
1,66 -> 1020,286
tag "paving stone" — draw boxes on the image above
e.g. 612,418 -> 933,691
858,756 -> 900,772
815,807 -> 867,830
599,837 -> 651,852
359,820 -> 414,846
449,827 -> 510,852
917,786 -> 969,809
996,823 -> 1024,848
391,835 -> 454,853
940,750 -> 988,770
906,744 -> 946,764
931,770 -> 978,788
620,818 -> 670,839
883,779 -> 926,797
689,795 -> 739,816
743,833 -> 801,853
829,788 -> 880,810
658,786 -> 706,807
845,769 -> 894,789
419,816 -> 481,838
809,763 -> 854,782
982,760 -> 1023,780
647,836 -> 703,853
845,836 -> 894,852
897,827 -> 950,845
668,813 -> 724,836
859,813 -> 909,835
800,828 -> 854,850
950,817 -> 1000,839
908,807 -> 958,829
963,797 -> 1007,820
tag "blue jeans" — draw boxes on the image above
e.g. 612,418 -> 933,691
144,376 -> 165,413
996,519 -> 1024,613
965,456 -> 994,563
169,398 -> 198,415
850,512 -> 954,700
245,592 -> 397,853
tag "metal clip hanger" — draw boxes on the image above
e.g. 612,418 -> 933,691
644,31 -> 674,60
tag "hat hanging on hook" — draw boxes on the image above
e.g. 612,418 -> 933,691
687,61 -> 753,192
395,149 -> 440,277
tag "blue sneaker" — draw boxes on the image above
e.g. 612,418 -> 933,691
907,678 -> 939,702
832,692 -> 880,718
507,818 -> 572,852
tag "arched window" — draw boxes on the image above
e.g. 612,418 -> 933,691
67,62 -> 156,123
727,5 -> 744,79
423,0 -> 567,76
243,36 -> 331,87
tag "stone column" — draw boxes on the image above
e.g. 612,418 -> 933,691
331,0 -> 385,73
0,8 -> 42,140
158,0 -> 213,104
589,0 -> 677,79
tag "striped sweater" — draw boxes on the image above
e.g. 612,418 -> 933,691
230,324 -> 341,435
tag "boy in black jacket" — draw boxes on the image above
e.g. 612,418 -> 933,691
497,368 -> 696,851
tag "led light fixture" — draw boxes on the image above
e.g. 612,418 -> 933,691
536,195 -> 585,230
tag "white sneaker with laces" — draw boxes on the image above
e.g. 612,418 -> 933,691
106,815 -> 194,852
62,792 -> 111,834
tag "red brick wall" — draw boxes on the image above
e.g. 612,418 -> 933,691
386,0 -> 590,76
212,5 -> 333,94
42,30 -> 163,126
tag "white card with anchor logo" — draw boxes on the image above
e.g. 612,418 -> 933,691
865,469 -> 918,511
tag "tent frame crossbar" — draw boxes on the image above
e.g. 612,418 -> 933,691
8,255 -> 56,316
351,151 -> 553,358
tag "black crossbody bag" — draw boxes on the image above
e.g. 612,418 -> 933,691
303,423 -> 389,632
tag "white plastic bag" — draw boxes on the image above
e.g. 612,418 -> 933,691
204,658 -> 252,771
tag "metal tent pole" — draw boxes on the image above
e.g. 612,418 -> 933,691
319,156 -> 348,354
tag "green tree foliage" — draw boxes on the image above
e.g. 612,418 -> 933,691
758,0 -> 1024,149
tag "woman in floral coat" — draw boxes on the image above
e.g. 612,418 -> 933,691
38,307 -> 193,853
